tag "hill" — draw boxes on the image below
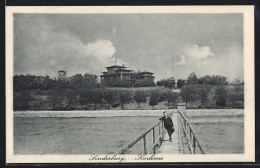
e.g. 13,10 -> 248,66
13,84 -> 243,111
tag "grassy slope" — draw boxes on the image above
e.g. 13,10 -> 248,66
14,85 -> 244,110
186,85 -> 244,109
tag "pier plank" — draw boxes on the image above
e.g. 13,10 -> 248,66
158,113 -> 180,154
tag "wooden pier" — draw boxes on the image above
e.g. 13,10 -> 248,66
115,103 -> 205,155
157,112 -> 182,154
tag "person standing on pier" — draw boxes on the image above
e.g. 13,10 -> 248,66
159,111 -> 175,142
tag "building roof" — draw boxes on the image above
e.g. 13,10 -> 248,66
115,69 -> 132,72
105,65 -> 126,69
102,65 -> 154,77
100,73 -> 121,77
138,71 -> 154,74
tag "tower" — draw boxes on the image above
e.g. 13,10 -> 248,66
57,70 -> 67,80
172,55 -> 178,88
171,56 -> 178,88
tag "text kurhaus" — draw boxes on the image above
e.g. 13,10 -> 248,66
135,154 -> 164,160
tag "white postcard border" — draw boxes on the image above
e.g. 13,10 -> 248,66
5,6 -> 255,163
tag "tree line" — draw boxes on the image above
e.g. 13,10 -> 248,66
179,73 -> 244,108
13,73 -> 99,91
13,72 -> 244,110
156,72 -> 233,89
14,87 -> 177,111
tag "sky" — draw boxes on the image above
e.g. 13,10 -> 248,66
13,13 -> 243,82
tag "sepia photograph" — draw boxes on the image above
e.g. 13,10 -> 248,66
5,6 -> 254,163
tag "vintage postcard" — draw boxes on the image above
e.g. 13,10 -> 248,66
6,6 -> 255,163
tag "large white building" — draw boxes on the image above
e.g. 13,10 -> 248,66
100,65 -> 155,87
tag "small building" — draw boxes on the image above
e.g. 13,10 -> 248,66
137,71 -> 155,80
100,65 -> 155,87
57,70 -> 67,80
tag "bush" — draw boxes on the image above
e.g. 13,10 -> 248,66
197,85 -> 210,107
133,90 -> 147,105
118,91 -> 132,109
135,79 -> 156,87
177,79 -> 186,88
103,90 -> 117,109
149,91 -> 159,109
180,85 -> 198,107
156,77 -> 175,88
214,86 -> 228,107
13,91 -> 32,110
112,102 -> 120,108
89,89 -> 103,110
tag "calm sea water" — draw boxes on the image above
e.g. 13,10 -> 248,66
14,110 -> 244,154
186,113 -> 244,154
14,116 -> 158,154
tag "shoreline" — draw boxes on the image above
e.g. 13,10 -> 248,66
13,109 -> 174,118
13,109 -> 244,118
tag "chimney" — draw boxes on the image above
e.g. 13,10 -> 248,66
122,64 -> 124,67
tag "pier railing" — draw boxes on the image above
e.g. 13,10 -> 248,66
114,119 -> 166,155
178,109 -> 206,154
115,110 -> 205,155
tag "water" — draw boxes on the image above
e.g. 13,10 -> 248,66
14,117 -> 159,154
14,109 -> 244,154
185,110 -> 244,154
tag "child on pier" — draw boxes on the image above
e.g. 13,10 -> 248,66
159,111 -> 175,142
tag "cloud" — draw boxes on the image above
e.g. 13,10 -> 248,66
186,44 -> 215,59
13,14 -> 243,82
176,54 -> 186,65
111,57 -> 128,66
171,54 -> 186,66
13,14 -> 127,77
186,44 -> 243,81
81,39 -> 127,66
112,26 -> 117,36
82,40 -> 116,61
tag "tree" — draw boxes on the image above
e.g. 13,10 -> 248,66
89,89 -> 103,110
82,73 -> 99,89
50,74 -> 70,110
211,75 -> 228,85
135,79 -> 156,87
103,90 -> 117,109
54,77 -> 70,90
198,75 -> 228,85
214,86 -> 228,108
79,90 -> 91,109
177,79 -> 186,88
197,85 -> 210,107
69,74 -> 84,90
149,91 -> 159,109
133,90 -> 147,105
13,74 -> 37,91
227,84 -> 244,108
186,72 -> 198,85
198,75 -> 212,85
227,93 -> 244,108
65,89 -> 78,110
156,77 -> 175,88
232,78 -> 242,85
180,85 -> 198,107
13,91 -> 32,110
42,75 -> 55,89
165,92 -> 177,105
49,88 -> 63,110
119,91 -> 132,109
